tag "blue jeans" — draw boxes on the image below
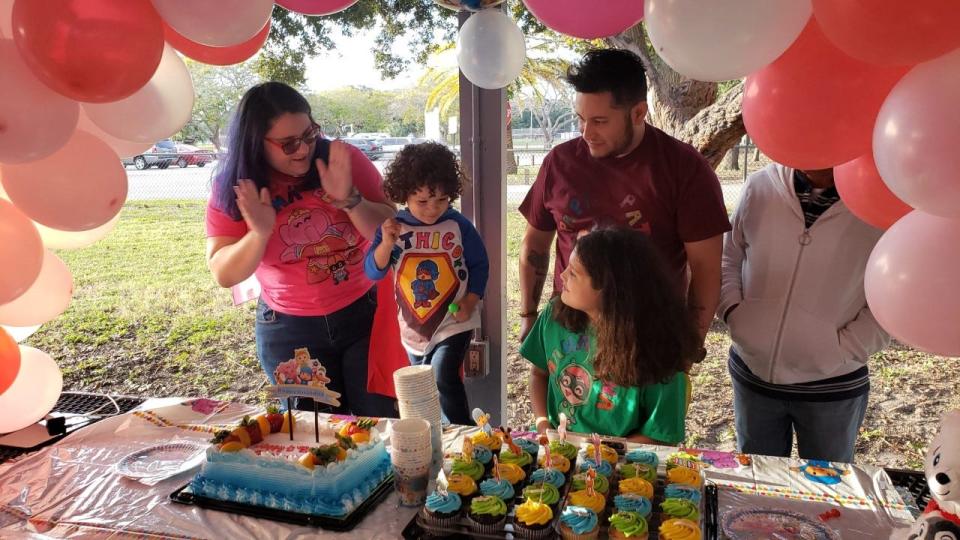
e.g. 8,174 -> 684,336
255,290 -> 397,417
407,331 -> 473,426
731,374 -> 868,463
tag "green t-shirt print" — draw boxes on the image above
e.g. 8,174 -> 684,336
520,301 -> 687,443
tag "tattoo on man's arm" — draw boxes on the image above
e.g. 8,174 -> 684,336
527,251 -> 549,276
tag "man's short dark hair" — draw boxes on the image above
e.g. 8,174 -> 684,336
565,49 -> 648,108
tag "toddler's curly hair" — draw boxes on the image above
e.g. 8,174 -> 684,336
382,141 -> 466,204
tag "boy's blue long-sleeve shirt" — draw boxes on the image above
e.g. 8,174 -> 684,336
364,208 -> 489,355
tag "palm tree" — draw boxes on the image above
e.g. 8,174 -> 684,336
420,40 -> 570,174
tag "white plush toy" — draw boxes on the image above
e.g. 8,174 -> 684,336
894,410 -> 960,539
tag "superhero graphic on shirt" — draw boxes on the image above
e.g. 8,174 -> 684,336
278,208 -> 362,285
396,252 -> 458,337
555,363 -> 592,427
411,260 -> 441,309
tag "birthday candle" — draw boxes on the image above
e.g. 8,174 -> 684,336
493,455 -> 501,482
558,413 -> 568,442
586,468 -> 596,497
437,469 -> 449,497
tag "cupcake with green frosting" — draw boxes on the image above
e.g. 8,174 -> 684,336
660,498 -> 700,521
499,447 -> 534,476
467,495 -> 507,535
572,472 -> 610,494
549,440 -> 578,462
608,511 -> 649,540
451,456 -> 484,481
521,481 -> 561,509
420,490 -> 462,528
619,462 -> 657,484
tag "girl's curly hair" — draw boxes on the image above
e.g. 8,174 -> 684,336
382,141 -> 467,204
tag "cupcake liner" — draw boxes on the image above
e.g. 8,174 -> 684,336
467,513 -> 506,535
419,508 -> 460,530
513,521 -> 555,540
558,526 -> 600,540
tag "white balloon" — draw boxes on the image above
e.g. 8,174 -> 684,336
83,44 -> 194,144
34,211 -> 121,251
151,0 -> 273,47
0,250 -> 72,327
457,10 -> 527,90
77,113 -> 152,160
0,324 -> 41,343
645,0 -> 811,82
873,48 -> 960,218
0,346 -> 62,434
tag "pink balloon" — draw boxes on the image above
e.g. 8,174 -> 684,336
0,131 -> 127,231
77,112 -> 152,160
0,0 -> 11,38
873,49 -> 960,219
0,250 -> 73,327
276,0 -> 358,15
743,19 -> 907,170
865,211 -> 960,356
0,199 -> 43,305
523,0 -> 643,39
152,0 -> 272,47
12,0 -> 164,103
0,39 -> 79,164
835,153 -> 912,230
813,0 -> 960,66
0,346 -> 62,433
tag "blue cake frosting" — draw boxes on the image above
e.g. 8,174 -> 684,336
614,494 -> 652,517
560,505 -> 598,535
625,449 -> 659,467
577,457 -> 613,477
425,491 -> 462,514
664,484 -> 702,503
479,478 -> 515,500
513,437 -> 540,456
472,445 -> 492,464
529,467 -> 565,488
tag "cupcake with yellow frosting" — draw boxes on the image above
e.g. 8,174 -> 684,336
608,510 -> 649,540
617,477 -> 654,499
538,452 -> 571,474
494,462 -> 526,485
446,472 -> 478,504
666,466 -> 702,488
658,518 -> 701,540
470,430 -> 502,453
567,488 -> 606,515
513,498 -> 554,539
584,443 -> 619,466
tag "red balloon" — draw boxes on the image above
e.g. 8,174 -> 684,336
11,0 -> 164,103
276,0 -> 358,16
0,328 -> 19,395
163,20 -> 270,66
743,19 -> 907,170
813,0 -> 960,66
835,153 -> 912,230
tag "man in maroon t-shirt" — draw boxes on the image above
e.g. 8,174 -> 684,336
518,49 -> 731,350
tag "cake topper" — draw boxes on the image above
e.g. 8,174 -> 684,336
558,412 -> 568,442
472,407 -> 492,436
462,436 -> 474,464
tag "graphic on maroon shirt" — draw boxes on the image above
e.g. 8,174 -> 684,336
278,208 -> 362,285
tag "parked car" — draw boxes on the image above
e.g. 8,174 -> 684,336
173,143 -> 215,168
379,137 -> 414,154
340,137 -> 383,160
121,140 -> 214,170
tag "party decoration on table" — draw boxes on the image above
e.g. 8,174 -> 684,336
268,348 -> 341,441
472,407 -> 492,436
591,433 -> 602,465
11,0 -> 164,103
462,436 -> 474,463
456,9 -> 526,90
492,455 -> 501,482
585,468 -> 596,498
437,468 -> 450,497
790,460 -> 850,486
435,0 -> 504,12
644,0 -> 811,82
522,0 -> 643,39
722,508 -> 840,540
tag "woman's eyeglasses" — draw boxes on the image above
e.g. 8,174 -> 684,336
265,125 -> 321,155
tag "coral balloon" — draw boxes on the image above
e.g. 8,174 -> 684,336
873,49 -> 960,219
865,211 -> 960,356
0,131 -> 127,231
163,20 -> 270,66
83,44 -> 194,143
0,327 -> 18,395
743,19 -> 906,170
12,0 -> 163,103
77,112 -> 152,160
645,0 -> 811,82
151,0 -> 272,47
834,153 -> 912,230
457,10 -> 527,90
0,39 -> 79,164
34,212 -> 121,251
0,199 -> 43,304
276,0 -> 358,15
813,0 -> 960,66
522,0 -> 643,39
0,250 -> 73,327
0,346 -> 62,433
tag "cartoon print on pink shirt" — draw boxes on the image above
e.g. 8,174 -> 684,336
278,208 -> 362,285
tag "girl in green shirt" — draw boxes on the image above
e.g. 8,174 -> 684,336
521,228 -> 700,443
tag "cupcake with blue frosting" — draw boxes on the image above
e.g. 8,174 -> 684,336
558,505 -> 599,540
420,490 -> 462,528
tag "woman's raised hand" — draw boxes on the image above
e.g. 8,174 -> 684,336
234,179 -> 276,238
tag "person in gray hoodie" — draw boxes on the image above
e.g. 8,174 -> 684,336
719,163 -> 890,463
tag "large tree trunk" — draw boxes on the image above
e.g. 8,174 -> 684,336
605,24 -> 745,169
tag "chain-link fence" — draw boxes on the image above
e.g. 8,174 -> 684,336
125,135 -> 767,215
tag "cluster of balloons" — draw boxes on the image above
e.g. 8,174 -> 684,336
0,0 -> 365,435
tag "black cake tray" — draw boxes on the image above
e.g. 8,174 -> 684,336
170,472 -> 394,532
